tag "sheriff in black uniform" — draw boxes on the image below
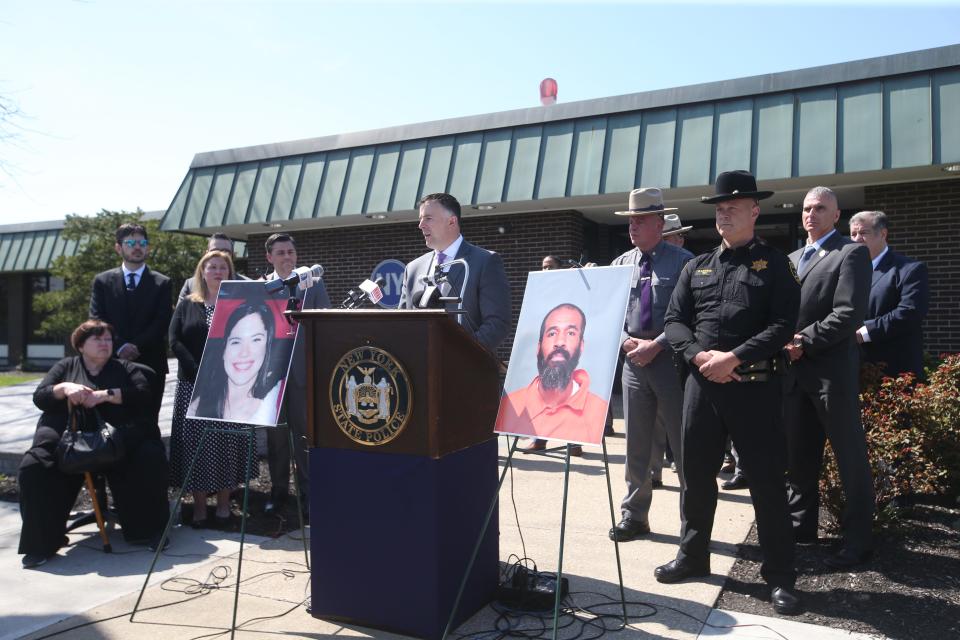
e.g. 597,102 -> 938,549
657,171 -> 802,616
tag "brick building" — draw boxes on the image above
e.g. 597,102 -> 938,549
5,46 -> 957,369
160,45 -> 960,361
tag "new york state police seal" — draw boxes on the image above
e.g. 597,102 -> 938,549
330,346 -> 412,446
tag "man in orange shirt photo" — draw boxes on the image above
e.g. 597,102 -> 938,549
496,303 -> 608,444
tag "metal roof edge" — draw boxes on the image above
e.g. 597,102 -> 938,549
0,210 -> 166,237
189,44 -> 960,169
0,219 -> 66,234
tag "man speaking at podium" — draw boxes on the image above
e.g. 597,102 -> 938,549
398,193 -> 511,352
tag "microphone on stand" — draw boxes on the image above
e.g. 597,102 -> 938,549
264,264 -> 325,293
340,277 -> 385,309
412,286 -> 442,309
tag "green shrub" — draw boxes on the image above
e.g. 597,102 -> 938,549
819,354 -> 960,531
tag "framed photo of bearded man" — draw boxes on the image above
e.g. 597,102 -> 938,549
495,265 -> 632,445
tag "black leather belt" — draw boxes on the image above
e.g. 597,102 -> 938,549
734,357 -> 783,383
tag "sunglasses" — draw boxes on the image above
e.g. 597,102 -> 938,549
122,239 -> 149,248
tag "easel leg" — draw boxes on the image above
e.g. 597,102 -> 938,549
551,444 -> 573,640
441,435 -> 520,640
602,436 -> 628,625
228,426 -> 256,640
288,424 -> 310,569
132,427 -> 210,621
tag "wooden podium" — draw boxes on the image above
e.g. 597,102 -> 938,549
291,309 -> 502,640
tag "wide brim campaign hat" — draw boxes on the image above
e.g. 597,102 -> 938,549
700,170 -> 774,204
662,213 -> 692,237
614,187 -> 678,216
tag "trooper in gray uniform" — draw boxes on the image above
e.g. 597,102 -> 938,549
608,188 -> 693,542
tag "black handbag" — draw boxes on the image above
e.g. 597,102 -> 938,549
56,407 -> 126,475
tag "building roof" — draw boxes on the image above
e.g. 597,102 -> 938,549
0,211 -> 247,274
155,44 -> 960,235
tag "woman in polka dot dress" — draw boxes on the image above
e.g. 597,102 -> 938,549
168,251 -> 257,528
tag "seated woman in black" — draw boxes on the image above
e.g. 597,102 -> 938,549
18,319 -> 170,568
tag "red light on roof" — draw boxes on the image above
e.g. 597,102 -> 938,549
540,78 -> 558,105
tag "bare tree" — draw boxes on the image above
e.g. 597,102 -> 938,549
0,92 -> 27,187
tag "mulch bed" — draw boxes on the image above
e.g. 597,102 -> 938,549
716,498 -> 960,639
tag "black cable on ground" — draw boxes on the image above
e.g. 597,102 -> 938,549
24,559 -> 311,640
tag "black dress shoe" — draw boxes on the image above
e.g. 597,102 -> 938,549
654,558 -> 710,583
521,439 -> 546,453
608,516 -> 650,542
771,586 -> 801,615
720,454 -> 736,474
824,547 -> 873,570
721,474 -> 748,490
651,478 -> 664,489
22,553 -> 50,569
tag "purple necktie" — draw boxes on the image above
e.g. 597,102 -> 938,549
639,253 -> 652,331
437,251 -> 448,267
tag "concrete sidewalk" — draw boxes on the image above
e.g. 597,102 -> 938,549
1,420 -> 880,640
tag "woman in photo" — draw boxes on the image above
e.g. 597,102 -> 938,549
169,251 -> 261,529
188,302 -> 282,423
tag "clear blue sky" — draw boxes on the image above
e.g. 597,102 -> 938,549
2,0 -> 958,225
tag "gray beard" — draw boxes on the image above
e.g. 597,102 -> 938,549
537,348 -> 581,391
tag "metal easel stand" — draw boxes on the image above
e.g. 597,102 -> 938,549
131,424 -> 261,640
441,434 -> 628,640
284,422 -> 310,570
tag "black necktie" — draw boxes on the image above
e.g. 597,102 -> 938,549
638,253 -> 653,331
126,273 -> 137,291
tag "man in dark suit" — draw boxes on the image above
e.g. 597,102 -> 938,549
849,211 -> 929,379
784,186 -> 875,570
397,193 -> 510,353
90,223 -> 172,436
262,232 -> 331,516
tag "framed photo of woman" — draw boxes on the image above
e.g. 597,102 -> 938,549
187,281 -> 297,427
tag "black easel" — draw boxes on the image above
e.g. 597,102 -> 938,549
130,422 -> 309,639
441,434 -> 628,640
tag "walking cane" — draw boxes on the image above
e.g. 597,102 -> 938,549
67,408 -> 112,553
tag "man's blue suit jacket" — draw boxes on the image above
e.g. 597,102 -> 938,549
862,250 -> 929,378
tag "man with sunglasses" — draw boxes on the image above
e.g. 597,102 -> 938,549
90,223 -> 172,434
